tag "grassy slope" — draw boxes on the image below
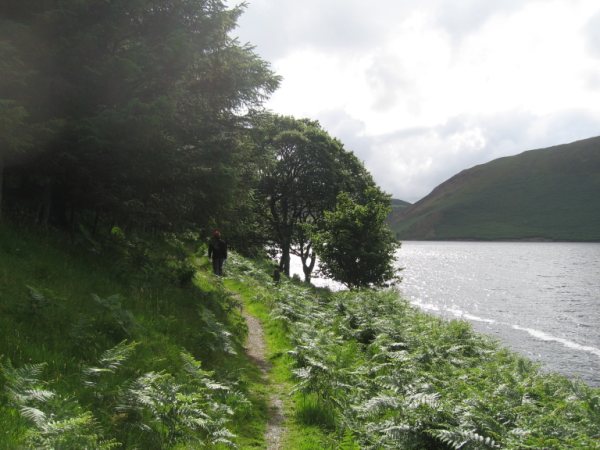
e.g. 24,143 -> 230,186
224,257 -> 600,449
386,199 -> 412,227
0,222 -> 267,449
390,198 -> 411,211
223,263 -> 339,449
3,223 -> 599,449
390,136 -> 600,240
0,222 -> 339,449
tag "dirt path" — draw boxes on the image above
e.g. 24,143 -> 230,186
242,309 -> 285,450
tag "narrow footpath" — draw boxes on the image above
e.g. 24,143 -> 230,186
241,308 -> 286,449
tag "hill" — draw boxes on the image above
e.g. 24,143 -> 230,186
391,198 -> 411,209
0,224 -> 274,448
390,198 -> 412,211
2,223 -> 600,448
390,136 -> 600,241
386,198 -> 411,228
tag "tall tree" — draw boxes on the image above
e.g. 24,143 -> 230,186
0,0 -> 279,231
0,15 -> 32,220
254,114 -> 375,280
312,188 -> 400,289
0,101 -> 29,220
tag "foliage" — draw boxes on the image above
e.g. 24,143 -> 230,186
0,223 -> 268,448
253,113 -> 377,280
313,188 -> 400,288
1,359 -> 119,449
116,352 -> 244,448
0,0 -> 279,233
1,343 -> 244,448
226,255 -> 600,449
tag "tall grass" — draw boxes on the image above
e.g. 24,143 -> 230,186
3,222 -> 599,448
226,254 -> 600,449
0,222 -> 266,448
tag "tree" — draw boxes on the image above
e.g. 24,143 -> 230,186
254,114 -> 375,280
0,0 -> 279,232
0,101 -> 30,220
312,188 -> 400,289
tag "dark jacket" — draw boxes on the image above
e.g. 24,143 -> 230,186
208,237 -> 227,259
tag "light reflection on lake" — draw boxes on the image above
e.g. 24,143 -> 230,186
396,241 -> 600,386
290,241 -> 600,385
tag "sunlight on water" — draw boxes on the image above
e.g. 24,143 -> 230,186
396,242 -> 600,386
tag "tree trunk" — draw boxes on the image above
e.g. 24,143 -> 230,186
299,241 -> 316,283
37,180 -> 52,227
0,156 -> 4,221
279,239 -> 291,277
301,251 -> 316,283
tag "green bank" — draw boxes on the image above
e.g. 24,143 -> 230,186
3,222 -> 599,449
0,223 -> 269,449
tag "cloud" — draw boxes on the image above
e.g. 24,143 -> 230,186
585,10 -> 600,58
234,0 -> 394,60
231,0 -> 600,202
431,0 -> 530,39
235,0 -> 543,60
322,109 -> 600,203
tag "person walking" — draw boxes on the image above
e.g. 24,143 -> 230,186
208,229 -> 227,276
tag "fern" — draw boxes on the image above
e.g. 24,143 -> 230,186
338,428 -> 361,449
198,307 -> 237,355
355,395 -> 401,417
116,352 -> 241,447
26,285 -> 51,313
92,293 -> 136,337
1,360 -> 53,406
1,358 -> 118,449
25,412 -> 120,450
406,391 -> 441,410
429,428 -> 501,449
83,340 -> 139,385
19,405 -> 48,428
379,421 -> 411,441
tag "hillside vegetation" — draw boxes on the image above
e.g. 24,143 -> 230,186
390,136 -> 600,241
391,198 -> 411,212
2,223 -> 600,448
3,2 -> 600,448
0,223 -> 271,449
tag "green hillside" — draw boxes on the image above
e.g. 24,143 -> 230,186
3,223 -> 600,449
385,198 -> 411,228
0,224 -> 273,449
391,198 -> 411,209
390,136 -> 600,241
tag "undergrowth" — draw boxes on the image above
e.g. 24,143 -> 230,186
225,253 -> 600,449
0,222 -> 266,449
2,221 -> 599,449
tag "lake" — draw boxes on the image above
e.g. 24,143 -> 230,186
396,241 -> 600,386
292,241 -> 600,385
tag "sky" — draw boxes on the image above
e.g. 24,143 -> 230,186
229,0 -> 600,203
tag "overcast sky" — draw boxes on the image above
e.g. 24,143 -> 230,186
230,0 -> 600,202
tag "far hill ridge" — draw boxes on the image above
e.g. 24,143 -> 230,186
389,136 -> 600,241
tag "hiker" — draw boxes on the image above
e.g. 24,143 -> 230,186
208,229 -> 227,276
273,266 -> 281,283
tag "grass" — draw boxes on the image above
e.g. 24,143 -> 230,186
224,259 -> 337,449
224,255 -> 600,449
3,220 -> 599,448
0,221 -> 267,448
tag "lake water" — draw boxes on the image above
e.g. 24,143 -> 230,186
396,241 -> 600,386
291,242 -> 600,385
